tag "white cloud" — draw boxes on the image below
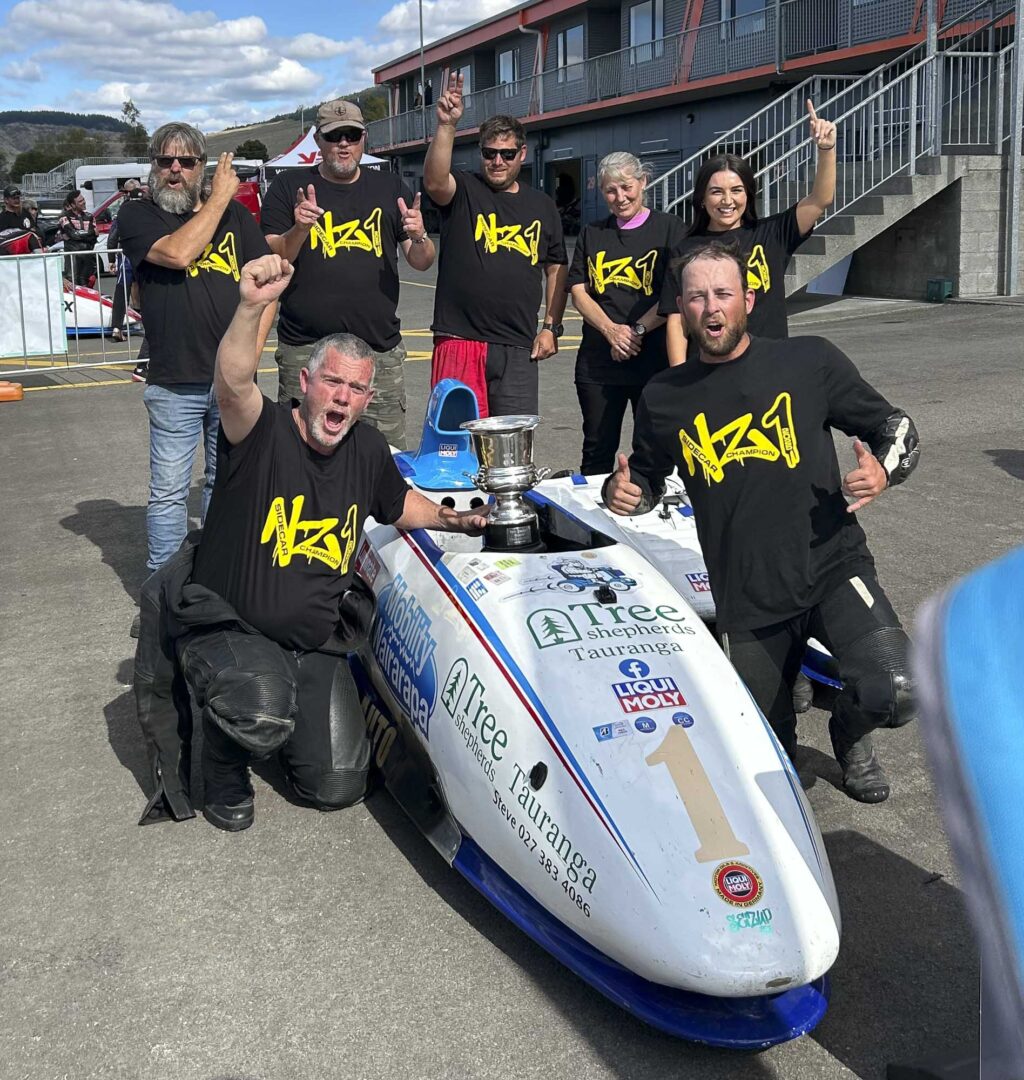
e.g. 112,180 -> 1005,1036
2,58 -> 43,81
0,0 -> 521,130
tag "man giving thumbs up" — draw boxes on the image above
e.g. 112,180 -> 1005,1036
605,242 -> 921,804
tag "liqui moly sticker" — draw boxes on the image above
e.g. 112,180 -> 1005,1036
712,862 -> 764,908
438,442 -> 458,458
612,675 -> 685,714
686,572 -> 711,593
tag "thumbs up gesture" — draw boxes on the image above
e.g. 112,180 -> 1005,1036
605,452 -> 644,516
842,439 -> 887,513
398,191 -> 425,242
294,184 -> 323,228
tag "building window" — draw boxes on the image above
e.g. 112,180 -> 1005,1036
722,0 -> 766,35
630,0 -> 665,63
499,48 -> 519,96
556,25 -> 585,82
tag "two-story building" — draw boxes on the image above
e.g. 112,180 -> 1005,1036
368,0 -> 967,226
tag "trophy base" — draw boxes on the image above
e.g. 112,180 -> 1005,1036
483,517 -> 543,552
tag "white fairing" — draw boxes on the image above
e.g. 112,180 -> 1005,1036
359,477 -> 840,998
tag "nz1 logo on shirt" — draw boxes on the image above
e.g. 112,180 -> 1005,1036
372,574 -> 437,738
612,658 -> 685,714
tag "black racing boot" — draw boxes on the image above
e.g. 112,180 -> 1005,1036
201,720 -> 255,832
829,716 -> 891,803
792,671 -> 814,714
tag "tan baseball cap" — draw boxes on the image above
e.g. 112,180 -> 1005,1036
316,98 -> 366,134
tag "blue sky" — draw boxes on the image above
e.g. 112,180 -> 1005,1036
0,0 -> 515,133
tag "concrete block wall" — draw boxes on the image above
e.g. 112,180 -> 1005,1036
846,155 -> 1024,299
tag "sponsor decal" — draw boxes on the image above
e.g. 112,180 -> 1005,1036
508,761 -> 598,893
633,717 -> 657,734
361,693 -> 398,769
618,659 -> 650,679
713,862 -> 764,908
505,560 -> 638,601
483,570 -> 509,585
672,712 -> 695,728
467,578 -> 487,600
440,658 -> 508,782
528,602 -> 697,652
686,571 -> 711,593
593,721 -> 631,743
456,557 -> 490,585
727,908 -> 773,934
613,674 -> 685,714
494,557 -> 520,570
354,541 -> 381,587
438,442 -> 458,458
372,574 -> 437,738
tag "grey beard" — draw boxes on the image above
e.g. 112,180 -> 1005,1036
149,168 -> 200,213
321,158 -> 359,181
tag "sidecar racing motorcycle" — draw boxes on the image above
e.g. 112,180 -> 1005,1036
349,381 -> 842,1051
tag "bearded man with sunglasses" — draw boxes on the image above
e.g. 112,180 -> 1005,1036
424,74 -> 568,417
117,122 -> 273,582
261,99 -> 434,451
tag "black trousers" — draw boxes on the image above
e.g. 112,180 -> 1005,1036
575,381 -> 644,475
721,572 -> 913,757
177,627 -> 370,810
485,343 -> 538,416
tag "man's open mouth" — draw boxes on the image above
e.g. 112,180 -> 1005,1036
704,320 -> 725,338
323,409 -> 347,433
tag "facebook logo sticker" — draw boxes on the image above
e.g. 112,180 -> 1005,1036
618,659 -> 650,679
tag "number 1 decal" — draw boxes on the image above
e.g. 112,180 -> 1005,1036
646,724 -> 750,863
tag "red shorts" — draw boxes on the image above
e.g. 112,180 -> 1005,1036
430,336 -> 489,418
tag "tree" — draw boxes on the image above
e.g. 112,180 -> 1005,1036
234,139 -> 269,161
120,98 -> 148,157
11,127 -> 112,181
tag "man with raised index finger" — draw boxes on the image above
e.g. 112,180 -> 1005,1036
605,242 -> 921,804
424,72 -> 568,417
261,98 -> 434,450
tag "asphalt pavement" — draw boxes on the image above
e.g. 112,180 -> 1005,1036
2,266 -> 1022,1080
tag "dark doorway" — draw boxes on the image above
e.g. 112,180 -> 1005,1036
545,158 -> 582,235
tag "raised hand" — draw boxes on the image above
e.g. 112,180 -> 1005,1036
436,72 -> 464,128
806,99 -> 837,151
398,192 -> 425,241
239,254 -> 293,307
605,452 -> 643,516
293,184 -> 323,228
842,439 -> 887,512
210,152 -> 240,201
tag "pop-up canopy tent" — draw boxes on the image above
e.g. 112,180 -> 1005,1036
262,127 -> 386,174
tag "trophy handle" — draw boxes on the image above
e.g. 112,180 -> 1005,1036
535,467 -> 551,482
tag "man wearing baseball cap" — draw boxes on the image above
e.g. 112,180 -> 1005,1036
261,97 -> 434,450
0,186 -> 42,250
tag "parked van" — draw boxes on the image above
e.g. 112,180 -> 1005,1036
74,163 -> 150,213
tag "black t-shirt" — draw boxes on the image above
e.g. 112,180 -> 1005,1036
118,199 -> 270,386
261,167 -> 414,351
192,398 -> 409,651
627,336 -> 894,632
432,171 -> 567,349
0,210 -> 34,232
659,206 -> 808,341
567,210 -> 687,386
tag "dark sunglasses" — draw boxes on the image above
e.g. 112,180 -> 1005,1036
154,155 -> 202,169
481,146 -> 520,162
321,128 -> 364,144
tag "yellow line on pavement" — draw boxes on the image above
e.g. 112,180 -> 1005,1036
399,279 -> 436,289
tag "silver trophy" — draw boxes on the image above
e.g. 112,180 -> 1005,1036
461,415 -> 549,550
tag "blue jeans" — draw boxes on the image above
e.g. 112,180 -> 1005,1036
143,382 -> 219,572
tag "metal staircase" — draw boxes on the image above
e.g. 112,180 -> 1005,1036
647,0 -> 1017,293
20,156 -> 149,197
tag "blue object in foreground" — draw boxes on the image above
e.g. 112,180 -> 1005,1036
452,835 -> 830,1049
914,545 -> 1024,1073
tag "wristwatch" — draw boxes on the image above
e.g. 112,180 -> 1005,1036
632,322 -> 647,338
542,322 -> 564,337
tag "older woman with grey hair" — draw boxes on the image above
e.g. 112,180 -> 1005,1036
566,151 -> 686,474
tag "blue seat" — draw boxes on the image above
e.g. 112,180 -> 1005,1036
394,379 -> 480,490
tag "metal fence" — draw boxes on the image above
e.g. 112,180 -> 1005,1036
0,248 -> 143,377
